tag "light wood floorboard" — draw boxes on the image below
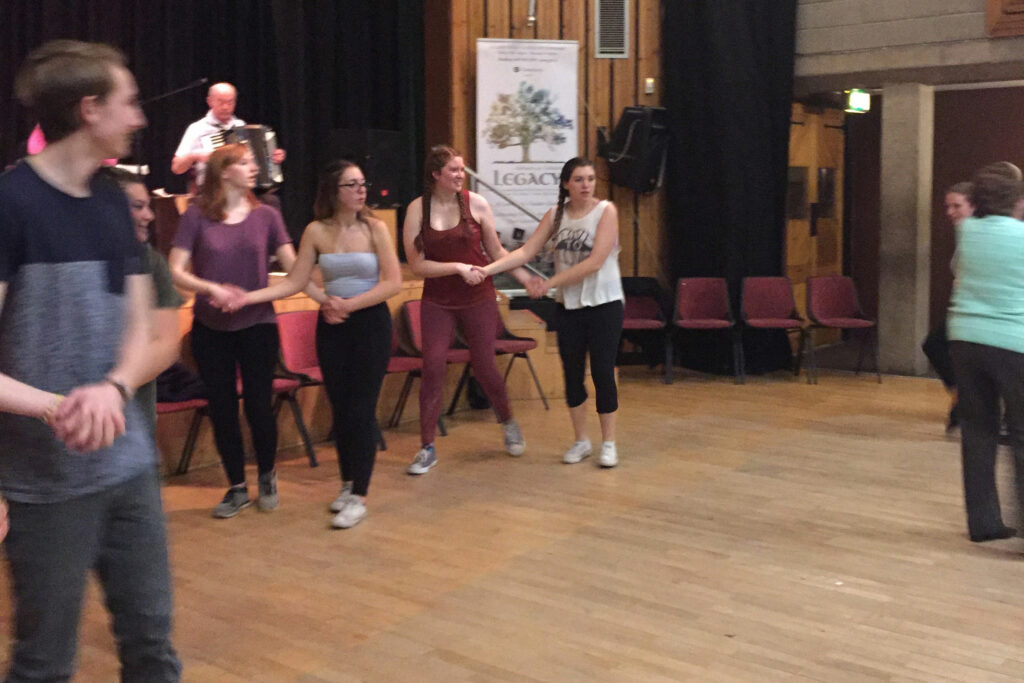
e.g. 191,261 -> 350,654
2,368 -> 1023,681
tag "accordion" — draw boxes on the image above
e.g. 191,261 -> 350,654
200,124 -> 283,188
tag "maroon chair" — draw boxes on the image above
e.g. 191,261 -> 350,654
741,276 -> 809,383
620,276 -> 670,369
385,323 -> 425,429
274,311 -> 324,467
668,277 -> 744,384
276,310 -> 323,385
805,275 -> 880,384
157,398 -> 209,475
401,299 -> 470,435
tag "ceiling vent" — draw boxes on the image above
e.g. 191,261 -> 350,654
595,0 -> 629,59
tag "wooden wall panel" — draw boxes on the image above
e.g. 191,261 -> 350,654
610,0 -> 638,274
535,0 -> 561,40
429,0 -> 665,279
486,0 -> 511,37
636,0 -> 665,281
511,0 -> 534,38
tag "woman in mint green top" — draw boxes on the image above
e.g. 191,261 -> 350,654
947,164 -> 1024,543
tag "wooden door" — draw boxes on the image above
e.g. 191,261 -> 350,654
786,103 -> 845,343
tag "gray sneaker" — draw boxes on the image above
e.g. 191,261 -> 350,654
502,418 -> 525,456
212,487 -> 251,518
329,481 -> 354,513
257,471 -> 279,511
407,445 -> 437,475
331,499 -> 367,529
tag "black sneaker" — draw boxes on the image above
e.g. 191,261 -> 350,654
212,487 -> 251,518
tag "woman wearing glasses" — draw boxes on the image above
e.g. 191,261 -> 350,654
402,145 -> 531,475
233,160 -> 401,528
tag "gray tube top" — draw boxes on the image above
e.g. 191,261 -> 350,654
319,252 -> 379,298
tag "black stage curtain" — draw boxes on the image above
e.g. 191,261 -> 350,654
661,1 -> 797,374
0,0 -> 423,237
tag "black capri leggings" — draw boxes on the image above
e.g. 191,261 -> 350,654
555,300 -> 624,414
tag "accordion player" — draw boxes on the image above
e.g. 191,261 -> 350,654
200,125 -> 283,188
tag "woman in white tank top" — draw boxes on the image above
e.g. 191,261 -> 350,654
481,157 -> 624,468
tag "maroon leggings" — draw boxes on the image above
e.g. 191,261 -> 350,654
419,297 -> 512,444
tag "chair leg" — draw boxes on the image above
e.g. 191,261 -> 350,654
374,418 -> 386,451
874,327 -> 882,383
732,329 -> 745,384
855,329 -> 868,376
793,329 -> 806,378
446,364 -> 472,416
284,393 -> 318,468
175,408 -> 205,476
663,329 -> 674,384
388,373 -> 416,428
438,416 -> 448,437
503,354 -> 516,381
523,353 -> 550,410
806,327 -> 818,384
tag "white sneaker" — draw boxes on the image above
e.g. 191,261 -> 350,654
331,499 -> 366,529
562,439 -> 592,464
329,481 -> 354,513
407,445 -> 437,475
599,442 -> 618,468
502,418 -> 525,456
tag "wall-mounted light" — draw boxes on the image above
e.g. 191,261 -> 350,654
844,89 -> 870,114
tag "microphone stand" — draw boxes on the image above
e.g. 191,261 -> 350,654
127,78 -> 209,177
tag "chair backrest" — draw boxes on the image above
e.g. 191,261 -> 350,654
742,277 -> 798,320
675,277 -> 731,322
624,294 -> 663,322
807,275 -> 862,322
402,300 -> 425,354
276,310 -> 320,371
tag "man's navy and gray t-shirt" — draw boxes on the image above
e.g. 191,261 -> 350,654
0,161 -> 156,503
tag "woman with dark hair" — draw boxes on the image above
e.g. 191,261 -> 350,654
232,160 -> 400,528
947,164 -> 1024,542
169,143 -> 296,518
402,145 -> 530,475
481,157 -> 623,468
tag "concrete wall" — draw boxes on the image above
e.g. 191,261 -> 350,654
795,0 -> 1024,94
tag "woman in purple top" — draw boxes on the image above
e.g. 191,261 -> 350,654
169,143 -> 297,519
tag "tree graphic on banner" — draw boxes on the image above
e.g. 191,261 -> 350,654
483,82 -> 573,162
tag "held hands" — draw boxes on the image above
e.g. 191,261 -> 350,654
525,276 -> 549,299
457,263 -> 487,286
321,296 -> 353,324
209,283 -> 248,313
49,383 -> 126,452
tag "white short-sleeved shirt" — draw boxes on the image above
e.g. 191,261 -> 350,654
174,110 -> 245,185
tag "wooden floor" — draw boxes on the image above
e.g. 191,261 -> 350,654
3,368 -> 1023,682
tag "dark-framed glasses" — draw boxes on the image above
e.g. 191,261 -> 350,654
338,180 -> 372,190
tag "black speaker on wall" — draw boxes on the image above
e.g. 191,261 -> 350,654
597,106 -> 669,194
326,128 -> 410,207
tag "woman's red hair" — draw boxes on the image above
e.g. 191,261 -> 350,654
196,143 -> 258,221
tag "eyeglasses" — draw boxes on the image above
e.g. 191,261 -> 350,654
338,181 -> 372,190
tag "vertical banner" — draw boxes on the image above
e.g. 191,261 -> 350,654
476,38 -> 578,276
